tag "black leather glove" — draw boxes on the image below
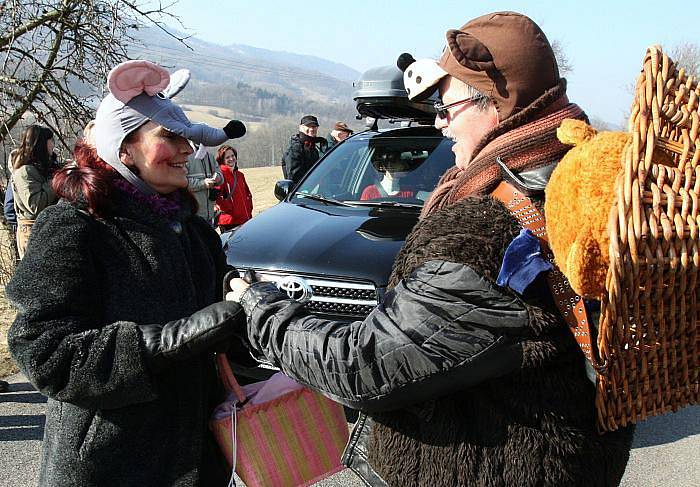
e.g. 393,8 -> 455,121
139,301 -> 244,372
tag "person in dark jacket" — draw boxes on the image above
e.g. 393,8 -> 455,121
2,148 -> 19,264
7,60 -> 247,487
228,12 -> 634,487
3,150 -> 17,227
282,115 -> 327,184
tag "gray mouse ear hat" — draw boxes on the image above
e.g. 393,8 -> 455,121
94,60 -> 243,195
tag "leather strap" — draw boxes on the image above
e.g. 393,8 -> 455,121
216,353 -> 248,403
492,181 -> 601,369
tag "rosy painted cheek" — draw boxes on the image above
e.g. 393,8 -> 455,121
148,143 -> 176,165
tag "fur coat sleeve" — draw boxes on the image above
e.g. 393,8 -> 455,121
7,205 -> 158,410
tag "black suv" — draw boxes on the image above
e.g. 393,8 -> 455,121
224,65 -> 454,377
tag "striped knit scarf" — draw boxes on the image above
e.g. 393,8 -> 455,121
422,81 -> 587,216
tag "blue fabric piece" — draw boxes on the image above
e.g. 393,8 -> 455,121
3,182 -> 15,224
497,228 -> 553,294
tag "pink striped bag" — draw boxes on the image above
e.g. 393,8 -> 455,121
210,354 -> 349,487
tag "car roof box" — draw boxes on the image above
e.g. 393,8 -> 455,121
353,65 -> 437,122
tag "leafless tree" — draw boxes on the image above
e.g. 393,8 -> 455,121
670,42 -> 699,78
0,0 -> 187,154
551,40 -> 572,76
620,42 -> 699,128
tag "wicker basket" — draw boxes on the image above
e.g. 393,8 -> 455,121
596,46 -> 700,432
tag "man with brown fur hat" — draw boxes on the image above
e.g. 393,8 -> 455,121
321,121 -> 353,155
229,11 -> 634,486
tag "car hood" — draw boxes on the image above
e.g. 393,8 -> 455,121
224,201 -> 419,286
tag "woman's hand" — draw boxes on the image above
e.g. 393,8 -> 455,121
226,278 -> 251,303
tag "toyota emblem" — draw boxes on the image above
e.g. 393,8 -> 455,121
277,276 -> 313,303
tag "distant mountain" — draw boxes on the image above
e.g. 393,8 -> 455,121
129,27 -> 361,104
127,27 -> 366,167
224,43 -> 360,82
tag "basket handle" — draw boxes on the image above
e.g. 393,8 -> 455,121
216,353 -> 247,403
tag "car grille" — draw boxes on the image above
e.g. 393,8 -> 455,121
247,271 -> 379,318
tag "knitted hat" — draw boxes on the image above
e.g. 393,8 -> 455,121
398,11 -> 560,120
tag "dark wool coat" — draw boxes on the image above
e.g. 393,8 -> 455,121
240,195 -> 635,487
7,192 -> 230,487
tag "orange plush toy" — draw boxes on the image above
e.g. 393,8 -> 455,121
544,119 -> 629,297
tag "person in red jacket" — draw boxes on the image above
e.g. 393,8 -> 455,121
214,145 -> 253,232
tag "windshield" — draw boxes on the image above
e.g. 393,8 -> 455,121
291,135 -> 455,208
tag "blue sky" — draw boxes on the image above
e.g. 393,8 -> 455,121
164,0 -> 699,126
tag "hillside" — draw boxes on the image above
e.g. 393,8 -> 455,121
130,27 -> 360,106
125,27 -> 370,166
127,27 -> 365,162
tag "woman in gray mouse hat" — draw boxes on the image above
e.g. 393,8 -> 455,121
6,60 -> 247,487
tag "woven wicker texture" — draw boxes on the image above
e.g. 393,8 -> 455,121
597,46 -> 700,431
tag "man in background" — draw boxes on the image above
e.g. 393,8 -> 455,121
322,121 -> 353,155
186,143 -> 223,225
282,115 -> 325,184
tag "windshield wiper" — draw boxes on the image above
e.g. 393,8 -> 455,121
295,193 -> 356,207
351,201 -> 423,208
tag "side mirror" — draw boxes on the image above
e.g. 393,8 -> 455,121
274,180 -> 293,201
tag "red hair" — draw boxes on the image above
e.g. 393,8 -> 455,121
52,140 -> 119,216
54,140 -> 198,216
215,145 -> 237,165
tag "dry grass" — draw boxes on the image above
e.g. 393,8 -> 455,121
246,165 -> 285,215
0,223 -> 17,377
182,104 -> 264,132
0,287 -> 17,377
0,166 -> 283,379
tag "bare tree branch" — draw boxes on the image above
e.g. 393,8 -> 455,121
670,42 -> 700,78
0,3 -> 67,50
1,3 -> 67,140
551,40 -> 573,76
0,0 -> 186,150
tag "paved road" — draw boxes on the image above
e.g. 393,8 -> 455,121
1,372 -> 698,486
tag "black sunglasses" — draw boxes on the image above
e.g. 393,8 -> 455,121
434,96 -> 480,119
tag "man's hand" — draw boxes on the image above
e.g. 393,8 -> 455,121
204,174 -> 221,188
226,278 -> 251,303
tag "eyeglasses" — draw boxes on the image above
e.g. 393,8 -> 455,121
434,96 -> 480,120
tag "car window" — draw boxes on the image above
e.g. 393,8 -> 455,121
292,135 -> 454,207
